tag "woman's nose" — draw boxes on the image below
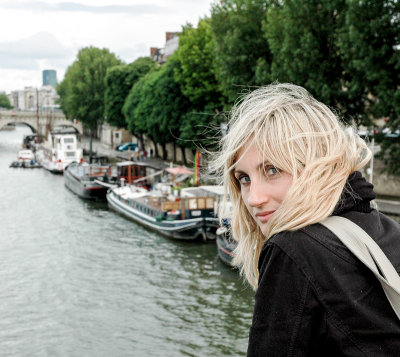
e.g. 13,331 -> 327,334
247,179 -> 269,207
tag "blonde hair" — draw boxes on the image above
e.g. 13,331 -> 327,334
212,83 -> 371,289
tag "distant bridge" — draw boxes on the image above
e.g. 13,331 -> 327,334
0,109 -> 83,136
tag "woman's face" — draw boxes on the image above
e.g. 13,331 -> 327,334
234,142 -> 293,235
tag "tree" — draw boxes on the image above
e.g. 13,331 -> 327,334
174,18 -> 226,154
104,57 -> 156,129
338,0 -> 400,125
338,0 -> 400,173
57,46 -> 122,135
211,0 -> 272,104
0,93 -> 12,109
123,57 -> 194,162
264,0 -> 350,117
122,72 -> 154,150
174,18 -> 225,109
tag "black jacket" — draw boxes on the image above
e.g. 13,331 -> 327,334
248,172 -> 400,356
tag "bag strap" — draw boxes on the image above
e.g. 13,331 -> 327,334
321,216 -> 400,320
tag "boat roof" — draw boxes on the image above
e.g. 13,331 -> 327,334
165,166 -> 193,175
182,185 -> 224,197
117,161 -> 160,170
117,161 -> 136,166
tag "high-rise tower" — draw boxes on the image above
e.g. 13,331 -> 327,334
42,70 -> 57,87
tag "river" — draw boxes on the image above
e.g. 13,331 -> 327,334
0,126 -> 253,356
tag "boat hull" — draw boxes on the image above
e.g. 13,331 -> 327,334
107,190 -> 207,241
41,158 -> 64,174
216,233 -> 236,267
64,165 -> 108,201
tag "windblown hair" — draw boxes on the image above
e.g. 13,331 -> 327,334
211,83 -> 371,289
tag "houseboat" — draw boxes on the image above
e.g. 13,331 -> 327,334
64,162 -> 114,201
106,183 -> 221,241
65,161 -> 161,201
36,126 -> 83,174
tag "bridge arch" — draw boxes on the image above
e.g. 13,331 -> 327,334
0,121 -> 36,133
0,110 -> 83,136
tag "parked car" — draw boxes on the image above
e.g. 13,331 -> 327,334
117,143 -> 138,152
374,127 -> 400,143
382,127 -> 400,139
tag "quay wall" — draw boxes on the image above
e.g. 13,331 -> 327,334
362,159 -> 400,198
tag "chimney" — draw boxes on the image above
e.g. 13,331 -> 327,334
166,32 -> 175,42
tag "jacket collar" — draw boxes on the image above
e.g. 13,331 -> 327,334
333,171 -> 376,215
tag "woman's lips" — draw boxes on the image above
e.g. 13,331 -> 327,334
255,211 -> 275,223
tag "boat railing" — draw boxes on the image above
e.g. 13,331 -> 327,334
77,165 -> 112,179
88,166 -> 112,177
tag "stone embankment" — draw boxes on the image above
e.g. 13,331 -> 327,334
361,159 -> 400,216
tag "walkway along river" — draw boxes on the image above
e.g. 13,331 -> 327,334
0,126 -> 253,356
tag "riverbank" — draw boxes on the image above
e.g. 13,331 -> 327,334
80,137 -> 169,171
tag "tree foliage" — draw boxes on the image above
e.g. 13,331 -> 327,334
0,93 -> 12,109
338,0 -> 400,173
264,0 -> 350,116
57,46 -> 122,134
123,57 -> 195,159
174,18 -> 224,109
104,57 -> 156,129
174,18 -> 226,151
211,0 -> 272,103
338,0 -> 400,125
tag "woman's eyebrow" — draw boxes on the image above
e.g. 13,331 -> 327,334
234,168 -> 245,175
257,161 -> 271,171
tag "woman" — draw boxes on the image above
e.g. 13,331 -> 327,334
213,83 -> 400,356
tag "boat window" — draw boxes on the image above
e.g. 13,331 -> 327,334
189,198 -> 197,210
206,198 -> 214,209
64,138 -> 74,143
198,198 -> 205,209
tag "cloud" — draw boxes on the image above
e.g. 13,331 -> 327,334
0,32 -> 72,70
0,32 -> 71,68
2,1 -> 174,14
117,43 -> 149,63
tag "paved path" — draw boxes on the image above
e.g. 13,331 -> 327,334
80,137 -> 170,170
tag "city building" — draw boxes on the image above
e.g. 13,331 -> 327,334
150,32 -> 180,64
42,69 -> 57,87
8,85 -> 60,111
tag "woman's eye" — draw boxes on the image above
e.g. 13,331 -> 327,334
265,166 -> 280,176
237,175 -> 250,185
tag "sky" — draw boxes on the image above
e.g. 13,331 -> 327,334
0,0 -> 214,93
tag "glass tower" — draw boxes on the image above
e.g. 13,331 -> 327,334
42,70 -> 57,87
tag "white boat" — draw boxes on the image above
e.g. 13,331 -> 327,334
17,149 -> 35,161
37,127 -> 83,174
9,149 -> 42,168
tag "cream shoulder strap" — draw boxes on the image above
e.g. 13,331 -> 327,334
321,215 -> 400,320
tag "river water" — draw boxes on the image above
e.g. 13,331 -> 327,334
0,126 -> 253,357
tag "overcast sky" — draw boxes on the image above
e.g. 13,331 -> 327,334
0,0 -> 214,93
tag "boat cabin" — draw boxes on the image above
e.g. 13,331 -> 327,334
116,161 -> 160,186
